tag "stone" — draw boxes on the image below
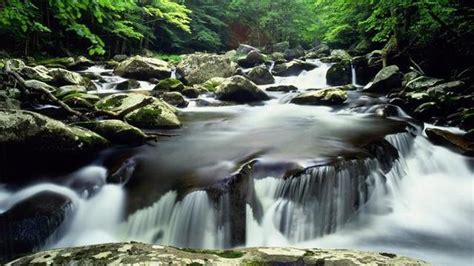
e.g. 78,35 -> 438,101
363,65 -> 402,93
20,66 -> 53,82
246,66 -> 275,85
330,49 -> 352,61
95,93 -> 151,116
201,77 -> 226,92
0,109 -> 109,154
326,61 -> 351,86
237,50 -> 265,68
182,87 -> 200,98
153,78 -> 185,92
272,41 -> 290,53
55,85 -> 87,98
236,44 -> 259,54
405,76 -> 444,92
272,60 -> 317,77
291,88 -> 347,106
48,68 -> 86,86
6,242 -> 428,265
426,128 -> 474,156
115,79 -> 141,91
284,47 -> 305,60
0,191 -> 72,260
413,102 -> 443,120
177,53 -> 235,84
114,56 -> 171,80
266,85 -> 298,93
68,56 -> 95,71
4,58 -> 25,71
427,81 -> 466,97
124,100 -> 181,129
113,54 -> 128,62
161,91 -> 188,108
215,75 -> 270,103
73,120 -> 148,145
24,79 -> 56,92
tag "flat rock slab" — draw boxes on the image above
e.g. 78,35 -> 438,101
7,242 -> 428,265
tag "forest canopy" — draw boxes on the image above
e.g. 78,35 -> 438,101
0,0 -> 472,59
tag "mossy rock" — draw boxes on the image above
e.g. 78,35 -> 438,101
73,120 -> 147,145
55,85 -> 88,99
291,88 -> 348,106
326,61 -> 351,86
161,91 -> 188,108
153,78 -> 185,92
36,57 -> 75,68
125,100 -> 181,129
202,77 -> 226,92
95,93 -> 150,115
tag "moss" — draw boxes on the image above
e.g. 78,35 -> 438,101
154,78 -> 184,92
304,250 -> 315,256
154,53 -> 183,63
177,248 -> 244,259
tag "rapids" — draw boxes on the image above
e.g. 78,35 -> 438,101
1,60 -> 472,265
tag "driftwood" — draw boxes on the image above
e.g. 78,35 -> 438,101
5,65 -> 84,118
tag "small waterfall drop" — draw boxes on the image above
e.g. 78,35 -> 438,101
351,61 -> 358,86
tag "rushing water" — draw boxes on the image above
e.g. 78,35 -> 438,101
1,60 -> 473,265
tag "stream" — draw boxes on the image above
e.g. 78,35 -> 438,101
1,60 -> 473,265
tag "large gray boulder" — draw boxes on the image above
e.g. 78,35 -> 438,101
326,62 -> 351,86
215,75 -> 270,103
272,60 -> 317,77
291,88 -> 348,106
48,68 -> 86,86
114,56 -> 171,80
177,53 -> 235,84
237,50 -> 265,68
363,65 -> 402,93
246,66 -> 275,85
7,242 -> 428,265
0,109 -> 109,154
20,66 -> 53,82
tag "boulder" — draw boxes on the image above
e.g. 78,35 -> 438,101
153,78 -> 185,92
161,91 -> 188,108
272,41 -> 290,53
237,50 -> 265,68
351,55 -> 381,85
4,58 -> 25,71
425,128 -> 474,156
68,56 -> 95,71
405,76 -> 444,92
270,52 -> 286,63
6,243 -> 429,265
310,43 -> 331,57
124,100 -> 181,129
182,87 -> 200,98
427,81 -> 466,97
55,85 -> 87,98
284,47 -> 305,60
236,44 -> 259,54
0,109 -> 109,155
24,79 -> 56,92
48,68 -> 86,86
321,49 -> 352,63
266,85 -> 298,93
363,65 -> 402,93
36,57 -> 75,69
215,75 -> 270,103
413,102 -> 443,120
246,66 -> 275,85
272,60 -> 317,77
402,71 -> 421,87
201,77 -> 226,92
95,93 -> 152,116
73,120 -> 147,145
20,66 -> 53,82
326,62 -> 351,86
114,56 -> 171,80
177,53 -> 235,84
291,88 -> 347,106
113,54 -> 128,62
63,94 -> 100,109
116,79 -> 141,91
0,191 -> 72,259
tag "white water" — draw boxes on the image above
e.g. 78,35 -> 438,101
351,62 -> 357,86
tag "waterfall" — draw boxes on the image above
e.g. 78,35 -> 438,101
171,68 -> 177,79
351,62 -> 357,86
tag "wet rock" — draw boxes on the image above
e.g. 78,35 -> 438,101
402,71 -> 421,87
182,87 -> 200,98
161,91 -> 188,108
272,60 -> 317,77
48,68 -> 86,86
177,53 -> 235,84
153,78 -> 185,92
215,75 -> 270,103
20,65 -> 53,82
308,43 -> 330,58
124,100 -> 181,129
0,191 -> 72,260
413,102 -> 443,120
351,55 -> 381,85
326,61 -> 351,86
115,79 -> 140,91
95,93 -> 152,116
363,65 -> 402,93
460,109 -> 474,131
0,109 -> 108,154
426,128 -> 474,156
55,85 -> 87,98
73,119 -> 147,145
68,56 -> 95,71
36,57 -> 74,69
405,76 -> 444,92
284,46 -> 305,60
266,85 -> 298,93
4,58 -> 25,71
245,66 -> 275,85
112,54 -> 128,62
5,242 -> 429,265
330,49 -> 352,61
272,41 -> 290,53
237,50 -> 265,68
291,88 -> 347,106
270,52 -> 286,63
114,56 -> 171,80
236,44 -> 259,54
63,94 -> 97,109
426,80 -> 466,97
24,79 -> 56,92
